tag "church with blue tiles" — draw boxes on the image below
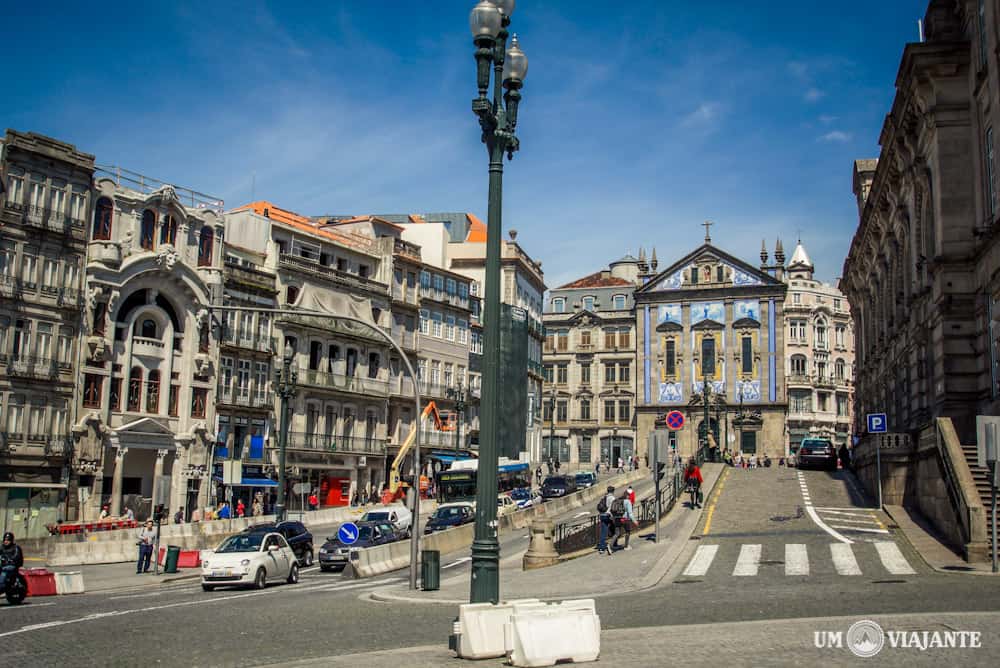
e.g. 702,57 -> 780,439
633,225 -> 789,462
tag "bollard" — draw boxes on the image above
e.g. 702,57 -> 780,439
522,518 -> 559,570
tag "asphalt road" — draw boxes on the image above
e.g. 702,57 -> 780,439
3,467 -> 998,666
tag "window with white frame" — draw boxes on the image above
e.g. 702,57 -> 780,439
446,278 -> 456,295
49,182 -> 67,216
69,185 -> 87,221
420,270 -> 431,288
64,261 -> 77,291
419,309 -> 430,335
446,315 -> 456,341
458,319 -> 468,344
220,357 -> 234,390
58,330 -> 72,365
0,246 -> 14,277
5,167 -> 24,205
28,174 -> 45,211
458,282 -> 468,299
444,363 -> 453,387
471,330 -> 483,354
254,362 -> 269,401
5,395 -> 23,433
433,274 -> 444,292
36,322 -> 52,360
418,358 -> 427,380
551,297 -> 565,313
457,365 -> 466,388
432,311 -> 443,337
21,252 -> 37,287
237,360 -> 251,399
582,296 -> 595,311
613,294 -> 626,310
430,360 -> 440,385
42,258 -> 58,289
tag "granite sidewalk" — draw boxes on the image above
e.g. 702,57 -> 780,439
369,463 -> 725,605
884,504 -> 999,576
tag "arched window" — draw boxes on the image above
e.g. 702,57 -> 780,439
815,318 -> 828,348
127,367 -> 143,411
198,227 -> 214,266
136,319 -> 157,338
146,370 -> 160,413
582,296 -> 595,311
93,197 -> 113,240
160,215 -> 178,245
140,210 -> 156,250
835,358 -> 846,380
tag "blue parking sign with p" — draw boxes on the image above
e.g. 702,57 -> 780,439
867,413 -> 887,434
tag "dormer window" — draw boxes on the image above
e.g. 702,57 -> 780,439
582,296 -> 595,311
552,298 -> 565,313
612,294 -> 626,310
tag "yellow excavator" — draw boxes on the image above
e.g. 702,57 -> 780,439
386,401 -> 456,502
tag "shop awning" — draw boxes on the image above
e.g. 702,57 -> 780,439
213,476 -> 278,487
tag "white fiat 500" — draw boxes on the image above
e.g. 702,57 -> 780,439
201,531 -> 299,591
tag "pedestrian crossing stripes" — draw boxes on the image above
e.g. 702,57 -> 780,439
677,541 -> 917,579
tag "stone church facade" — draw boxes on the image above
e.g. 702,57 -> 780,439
634,235 -> 788,462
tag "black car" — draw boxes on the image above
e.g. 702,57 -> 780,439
318,521 -> 398,571
243,520 -> 314,567
540,475 -> 578,500
797,438 -> 838,470
423,503 -> 475,535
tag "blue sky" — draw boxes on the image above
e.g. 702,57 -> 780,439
3,1 -> 927,288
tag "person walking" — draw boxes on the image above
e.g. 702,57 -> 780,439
536,466 -> 543,487
252,498 -> 263,517
236,499 -> 246,518
609,490 -> 636,551
617,457 -> 625,474
554,458 -> 561,473
135,520 -> 156,574
596,486 -> 616,555
217,502 -> 231,519
308,491 -> 319,511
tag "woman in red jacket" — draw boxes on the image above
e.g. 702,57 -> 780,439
684,458 -> 704,508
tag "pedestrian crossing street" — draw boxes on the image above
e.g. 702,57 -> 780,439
679,540 -> 917,579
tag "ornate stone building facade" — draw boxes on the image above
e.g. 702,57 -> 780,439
542,255 -> 640,468
1,131 -> 93,536
844,0 -> 1000,445
74,168 -> 224,521
635,233 -> 788,461
784,241 -> 856,451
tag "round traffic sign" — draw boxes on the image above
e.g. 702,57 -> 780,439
666,410 -> 685,431
337,522 -> 360,545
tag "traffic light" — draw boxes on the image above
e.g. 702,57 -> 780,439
153,504 -> 165,522
655,462 -> 666,484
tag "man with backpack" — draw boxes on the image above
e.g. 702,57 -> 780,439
609,490 -> 636,552
596,485 -> 616,555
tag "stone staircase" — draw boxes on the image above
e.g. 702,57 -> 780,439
960,443 -> 996,534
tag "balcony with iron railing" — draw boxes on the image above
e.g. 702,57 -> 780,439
419,381 -> 451,399
391,283 -> 420,306
286,432 -> 386,454
220,328 -> 275,353
6,355 -> 59,380
786,373 -> 812,387
0,432 -> 71,454
299,367 -> 389,397
418,285 -> 471,311
814,375 -> 836,390
96,164 -> 225,211
392,237 -> 422,262
224,261 -> 277,291
390,326 -> 417,350
3,202 -> 87,239
278,252 -> 387,295
217,383 -> 274,409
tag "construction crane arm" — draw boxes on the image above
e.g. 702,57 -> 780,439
387,401 -> 454,497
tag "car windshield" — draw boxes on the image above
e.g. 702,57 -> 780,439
216,534 -> 264,553
435,507 -> 466,519
544,477 -> 568,486
364,512 -> 389,521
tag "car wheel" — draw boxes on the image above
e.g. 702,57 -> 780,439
201,584 -> 215,592
303,550 -> 314,567
253,567 -> 267,590
287,563 -> 299,584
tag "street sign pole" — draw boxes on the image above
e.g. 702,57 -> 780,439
991,462 -> 997,574
876,437 -> 882,510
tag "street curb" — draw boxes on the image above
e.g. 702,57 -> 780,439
81,570 -> 202,595
882,505 -> 999,577
364,465 -> 727,606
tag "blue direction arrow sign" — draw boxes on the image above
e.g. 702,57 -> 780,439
337,522 -> 360,545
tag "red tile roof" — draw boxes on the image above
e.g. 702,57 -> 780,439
557,271 -> 633,289
231,201 -> 375,252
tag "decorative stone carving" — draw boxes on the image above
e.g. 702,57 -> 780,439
155,244 -> 179,271
85,335 -> 108,362
194,353 -> 213,377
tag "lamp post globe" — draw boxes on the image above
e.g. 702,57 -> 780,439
494,0 -> 516,18
470,0 -> 502,39
502,34 -> 528,84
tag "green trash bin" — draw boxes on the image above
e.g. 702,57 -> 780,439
421,550 -> 440,591
164,545 -> 181,574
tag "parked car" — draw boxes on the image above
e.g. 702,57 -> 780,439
201,532 -> 299,591
424,502 -> 475,534
574,472 -> 598,489
797,438 -> 838,470
243,520 -> 314,567
318,521 -> 398,572
540,475 -> 578,500
508,487 -> 539,509
497,494 -> 518,517
360,504 -> 413,537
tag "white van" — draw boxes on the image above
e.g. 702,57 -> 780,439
360,504 -> 413,538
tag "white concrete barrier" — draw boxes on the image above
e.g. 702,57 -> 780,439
506,599 -> 600,667
53,571 -> 85,595
454,601 -> 531,659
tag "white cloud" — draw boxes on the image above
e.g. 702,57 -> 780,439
819,130 -> 852,143
819,114 -> 838,124
680,102 -> 722,129
804,88 -> 825,102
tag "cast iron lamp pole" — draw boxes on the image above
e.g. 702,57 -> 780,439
448,384 -> 468,451
468,0 -> 527,605
273,342 -> 298,522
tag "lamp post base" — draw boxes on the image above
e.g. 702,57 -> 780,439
275,503 -> 285,523
469,536 -> 500,604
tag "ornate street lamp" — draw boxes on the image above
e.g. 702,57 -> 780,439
447,384 -> 468,452
468,0 -> 528,605
273,342 -> 298,522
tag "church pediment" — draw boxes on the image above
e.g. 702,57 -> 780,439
655,320 -> 683,332
638,243 -> 784,293
566,309 -> 604,326
117,417 -> 175,436
691,319 -> 724,330
732,317 -> 761,329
